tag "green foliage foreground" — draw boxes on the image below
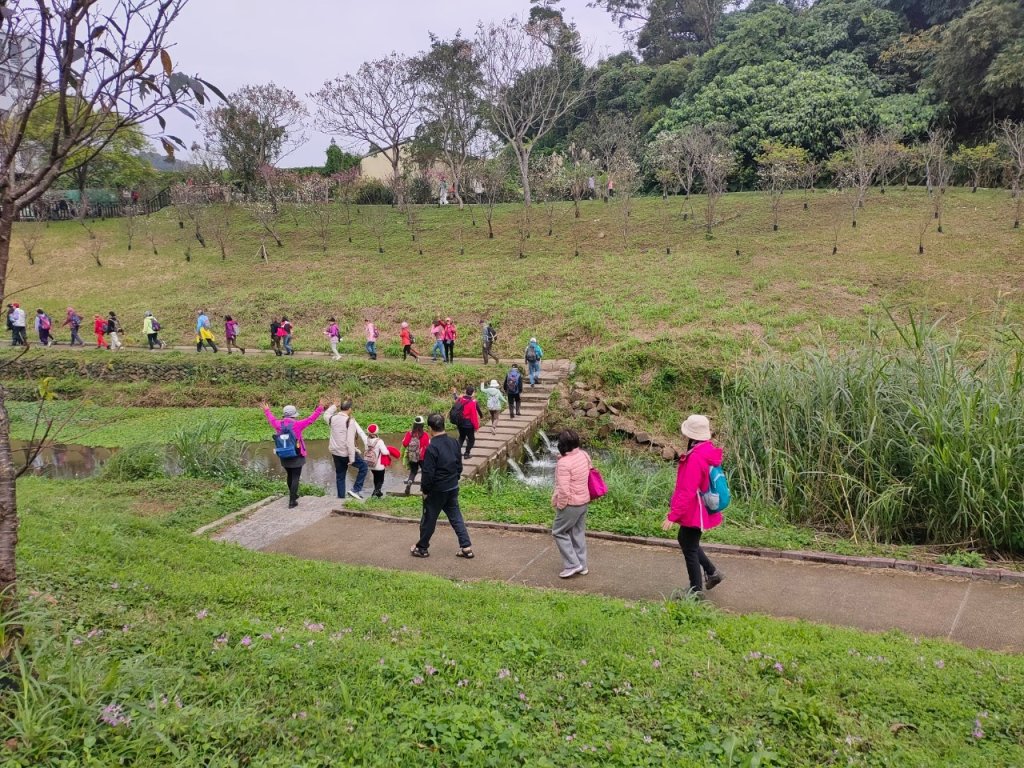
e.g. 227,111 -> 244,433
4,476 -> 1024,766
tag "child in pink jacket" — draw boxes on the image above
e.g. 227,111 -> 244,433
662,414 -> 725,598
551,429 -> 593,579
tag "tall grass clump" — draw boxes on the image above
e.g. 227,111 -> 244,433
168,419 -> 247,480
722,316 -> 1024,552
100,446 -> 166,481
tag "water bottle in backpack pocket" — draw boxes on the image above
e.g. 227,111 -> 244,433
274,420 -> 299,459
702,465 -> 731,512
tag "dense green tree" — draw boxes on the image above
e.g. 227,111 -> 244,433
883,0 -> 974,29
324,140 -> 360,176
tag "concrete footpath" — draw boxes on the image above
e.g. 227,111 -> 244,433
212,497 -> 1024,653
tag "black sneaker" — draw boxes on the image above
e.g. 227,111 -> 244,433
705,571 -> 725,591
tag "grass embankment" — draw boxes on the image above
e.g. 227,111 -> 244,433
8,190 -> 1022,436
6,475 -> 1024,766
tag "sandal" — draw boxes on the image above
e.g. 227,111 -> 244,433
410,546 -> 430,558
456,548 -> 475,559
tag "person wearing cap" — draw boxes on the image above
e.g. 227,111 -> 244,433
9,303 -> 26,346
63,307 -> 84,346
261,399 -> 327,508
452,385 -> 483,458
324,316 -> 341,360
401,416 -> 430,495
503,364 -> 524,418
480,378 -> 508,434
107,312 -> 123,350
661,414 -> 725,599
364,317 -> 379,360
442,317 -> 457,364
364,423 -> 388,498
323,399 -> 370,500
400,321 -> 420,361
524,337 -> 544,387
143,311 -> 164,350
411,413 -> 474,559
481,320 -> 499,365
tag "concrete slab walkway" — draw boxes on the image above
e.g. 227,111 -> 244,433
210,500 -> 1024,653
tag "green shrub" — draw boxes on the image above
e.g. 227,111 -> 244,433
168,419 -> 247,480
407,175 -> 433,205
938,550 -> 986,568
101,445 -> 166,481
354,179 -> 394,206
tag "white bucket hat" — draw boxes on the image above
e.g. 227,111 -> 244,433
680,414 -> 712,442
489,379 -> 499,388
282,405 -> 299,418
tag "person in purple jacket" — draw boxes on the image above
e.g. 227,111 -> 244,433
261,399 -> 326,508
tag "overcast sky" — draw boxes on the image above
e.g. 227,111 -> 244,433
162,0 -> 629,167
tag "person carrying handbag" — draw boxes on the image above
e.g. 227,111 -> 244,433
551,429 -> 592,579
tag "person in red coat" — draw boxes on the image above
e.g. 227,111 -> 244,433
452,385 -> 482,458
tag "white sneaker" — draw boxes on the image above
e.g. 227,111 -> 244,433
578,568 -> 589,576
347,490 -> 364,501
559,566 -> 583,579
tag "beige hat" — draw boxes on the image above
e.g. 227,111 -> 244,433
489,379 -> 499,389
680,414 -> 711,442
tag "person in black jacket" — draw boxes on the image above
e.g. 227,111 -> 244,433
411,413 -> 474,559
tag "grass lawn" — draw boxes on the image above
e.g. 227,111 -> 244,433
6,475 -> 1024,766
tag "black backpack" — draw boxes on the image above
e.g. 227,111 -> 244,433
448,398 -> 465,427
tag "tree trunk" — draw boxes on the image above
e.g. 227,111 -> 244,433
0,206 -> 19,622
515,145 -> 532,207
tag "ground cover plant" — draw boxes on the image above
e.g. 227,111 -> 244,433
5,474 -> 1024,766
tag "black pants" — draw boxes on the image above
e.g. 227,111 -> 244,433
677,526 -> 717,593
507,393 -> 521,416
285,466 -> 303,505
197,338 -> 218,352
371,469 -> 385,497
406,461 -> 420,484
12,327 -> 26,346
147,333 -> 160,349
403,344 -> 418,360
417,488 -> 471,551
458,425 -> 475,456
443,340 -> 455,363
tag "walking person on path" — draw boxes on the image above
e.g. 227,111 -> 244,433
552,429 -> 592,579
93,315 -> 108,349
480,379 -> 507,434
400,322 -> 420,361
451,385 -> 483,458
270,318 -> 283,356
401,416 -> 430,495
364,424 -> 388,498
410,413 -> 474,559
323,399 -> 370,501
503,364 -> 524,418
9,304 -> 26,346
143,311 -> 164,349
525,337 -> 544,387
107,312 -> 123,350
364,317 -> 379,360
661,414 -> 725,599
223,315 -> 245,354
280,316 -> 294,355
442,317 -> 457,364
262,399 -> 326,509
195,309 -> 218,353
35,309 -> 54,346
430,317 -> 445,362
325,317 -> 341,360
482,320 -> 499,365
63,307 -> 84,346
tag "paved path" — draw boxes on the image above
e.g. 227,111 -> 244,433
210,500 -> 1024,653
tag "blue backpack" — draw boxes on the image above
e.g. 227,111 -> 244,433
702,466 -> 731,513
274,419 -> 299,459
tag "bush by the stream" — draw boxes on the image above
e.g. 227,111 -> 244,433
101,445 -> 166,481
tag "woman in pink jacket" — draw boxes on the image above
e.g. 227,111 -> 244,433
551,429 -> 593,578
662,414 -> 725,598
261,399 -> 326,508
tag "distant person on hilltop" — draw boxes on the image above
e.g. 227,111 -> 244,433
481,320 -> 499,365
225,315 -> 245,354
195,309 -> 217,353
525,337 -> 544,387
364,317 -> 379,360
442,317 -> 457,364
93,314 -> 108,349
410,413 -> 474,560
63,307 -> 84,346
503,364 -> 523,418
400,321 -> 420,361
438,178 -> 449,206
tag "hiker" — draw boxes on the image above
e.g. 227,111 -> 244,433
63,307 -> 84,346
270,318 -> 283,356
451,385 -> 483,459
503,364 -> 524,418
364,424 -> 388,498
280,316 -> 294,355
107,312 -> 123,350
400,322 -> 419,361
325,317 -> 341,360
5,305 -> 14,346
402,416 -> 430,495
442,317 -> 457,363
482,320 -> 499,365
93,315 -> 108,349
262,399 -> 327,509
364,317 -> 379,360
438,178 -> 449,206
410,413 -> 473,559
525,337 -> 544,386
35,309 -> 54,346
552,429 -> 592,579
9,304 -> 26,346
225,315 -> 245,354
143,311 -> 164,349
480,379 -> 507,434
323,399 -> 370,501
429,317 -> 445,362
661,414 -> 725,599
195,310 -> 217,353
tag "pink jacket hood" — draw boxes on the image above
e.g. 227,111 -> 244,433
668,441 -> 724,530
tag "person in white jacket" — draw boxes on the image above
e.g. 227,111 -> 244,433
480,379 -> 508,434
323,399 -> 369,500
364,424 -> 389,498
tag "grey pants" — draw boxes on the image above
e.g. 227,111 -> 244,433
552,504 -> 588,570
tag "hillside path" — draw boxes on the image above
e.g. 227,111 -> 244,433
212,499 -> 1024,653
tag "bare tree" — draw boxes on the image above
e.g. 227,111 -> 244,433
296,175 -> 333,253
534,155 -> 565,236
17,222 -> 43,265
248,195 -> 283,254
207,203 -> 232,260
170,183 -> 208,248
690,126 -> 735,237
755,142 -> 806,231
474,155 -> 511,240
475,17 -> 589,205
930,136 -> 952,233
311,53 -> 419,206
564,142 -> 594,219
952,142 -> 1000,193
649,128 -> 701,219
142,214 -> 160,255
122,203 -> 140,251
365,205 -> 390,254
997,120 -> 1024,229
841,128 -> 879,211
588,113 -> 637,202
873,126 -> 904,195
612,154 -> 641,249
334,168 -> 360,243
514,207 -> 531,259
829,152 -> 862,228
919,129 -> 950,195
797,156 -> 822,210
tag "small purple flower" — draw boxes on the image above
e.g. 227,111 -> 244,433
213,634 -> 228,649
304,622 -> 324,633
110,582 -> 119,590
293,643 -> 302,650
72,637 -> 83,646
579,659 -> 588,666
86,628 -> 103,639
457,679 -> 469,687
972,720 -> 984,740
652,659 -> 662,669
261,633 -> 274,640
378,657 -> 386,665
240,636 -> 252,648
643,735 -> 652,744
121,624 -> 131,633
100,703 -> 131,727
745,651 -> 763,661
291,711 -> 308,720
424,664 -> 438,676
934,659 -> 945,669
381,615 -> 390,624
498,668 -> 511,680
195,609 -> 208,620
773,662 -> 785,674
174,696 -> 183,709
411,676 -> 424,686
518,692 -> 527,702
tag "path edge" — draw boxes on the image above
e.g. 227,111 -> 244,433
330,508 -> 1024,585
192,495 -> 280,537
